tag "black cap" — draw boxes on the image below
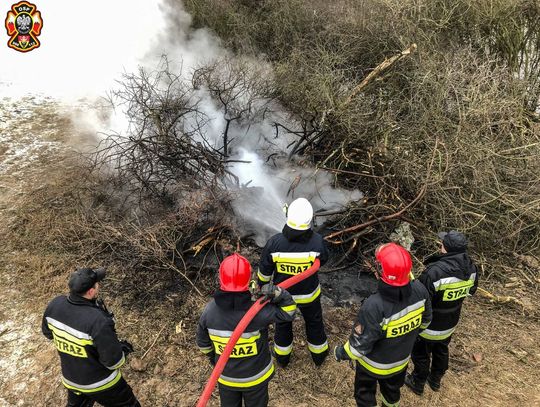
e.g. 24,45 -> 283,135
68,267 -> 106,294
438,231 -> 468,253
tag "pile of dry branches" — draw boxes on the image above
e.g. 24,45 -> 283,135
184,0 -> 540,266
5,0 -> 540,296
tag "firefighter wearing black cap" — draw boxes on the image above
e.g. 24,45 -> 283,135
196,253 -> 297,407
334,243 -> 432,407
405,230 -> 479,395
42,268 -> 140,407
258,197 -> 329,367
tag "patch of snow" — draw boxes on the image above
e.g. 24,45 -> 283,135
0,97 -> 63,179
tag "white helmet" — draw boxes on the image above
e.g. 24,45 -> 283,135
286,198 -> 313,230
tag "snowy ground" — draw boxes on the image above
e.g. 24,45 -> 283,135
0,96 -> 62,177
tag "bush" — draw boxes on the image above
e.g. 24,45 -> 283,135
182,0 -> 540,259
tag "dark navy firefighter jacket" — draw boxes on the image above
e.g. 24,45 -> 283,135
42,294 -> 126,393
258,226 -> 329,306
196,289 -> 296,389
343,280 -> 432,378
417,251 -> 478,341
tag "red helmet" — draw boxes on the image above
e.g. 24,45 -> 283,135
219,253 -> 252,292
375,243 -> 412,287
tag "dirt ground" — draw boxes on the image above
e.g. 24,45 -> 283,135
1,98 -> 539,406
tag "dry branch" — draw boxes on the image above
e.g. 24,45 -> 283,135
325,139 -> 439,243
341,43 -> 418,108
325,186 -> 426,243
476,287 -> 524,308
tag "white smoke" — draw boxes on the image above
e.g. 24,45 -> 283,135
0,0 -> 363,245
228,149 -> 363,246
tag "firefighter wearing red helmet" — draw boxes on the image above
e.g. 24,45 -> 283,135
334,243 -> 432,407
196,254 -> 296,407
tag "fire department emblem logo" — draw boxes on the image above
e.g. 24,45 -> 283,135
5,1 -> 42,52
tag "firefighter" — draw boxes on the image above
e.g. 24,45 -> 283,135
334,243 -> 432,407
42,267 -> 140,407
196,253 -> 297,407
257,197 -> 329,367
405,230 -> 479,395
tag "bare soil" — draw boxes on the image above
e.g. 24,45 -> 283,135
1,98 -> 539,406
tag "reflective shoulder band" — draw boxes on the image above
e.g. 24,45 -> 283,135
218,360 -> 274,388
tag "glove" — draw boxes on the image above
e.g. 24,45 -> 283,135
207,351 -> 216,366
119,340 -> 134,355
334,345 -> 347,362
260,283 -> 283,303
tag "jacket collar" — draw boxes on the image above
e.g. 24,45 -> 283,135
67,293 -> 98,307
282,224 -> 313,242
424,251 -> 467,266
378,280 -> 412,303
214,289 -> 253,311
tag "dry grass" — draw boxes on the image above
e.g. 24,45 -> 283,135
0,163 -> 538,407
2,272 -> 538,407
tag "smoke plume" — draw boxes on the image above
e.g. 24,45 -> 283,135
0,0 -> 362,246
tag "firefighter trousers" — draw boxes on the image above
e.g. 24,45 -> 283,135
218,382 -> 269,407
66,377 -> 141,407
354,365 -> 406,407
411,335 -> 452,383
274,298 -> 327,363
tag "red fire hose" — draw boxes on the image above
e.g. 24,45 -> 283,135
196,258 -> 321,407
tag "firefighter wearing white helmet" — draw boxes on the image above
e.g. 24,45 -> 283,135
285,197 -> 313,231
258,197 -> 330,367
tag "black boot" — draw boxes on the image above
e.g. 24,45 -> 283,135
311,349 -> 328,366
273,351 -> 290,368
404,373 -> 425,396
427,375 -> 441,391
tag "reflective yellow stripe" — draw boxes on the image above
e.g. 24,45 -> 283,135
344,341 -> 409,376
381,393 -> 400,407
257,270 -> 271,282
420,327 -> 455,340
357,357 -> 409,376
107,354 -> 125,370
280,304 -> 297,313
381,306 -> 425,330
274,343 -> 293,355
344,341 -> 361,360
438,279 -> 474,291
48,324 -> 93,347
218,363 -> 275,388
308,341 -> 328,354
271,251 -> 319,263
61,371 -> 122,393
272,257 -> 316,264
293,286 -> 321,304
209,334 -> 260,344
434,274 -> 476,292
286,220 -> 310,230
198,346 -> 213,354
420,331 -> 452,340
